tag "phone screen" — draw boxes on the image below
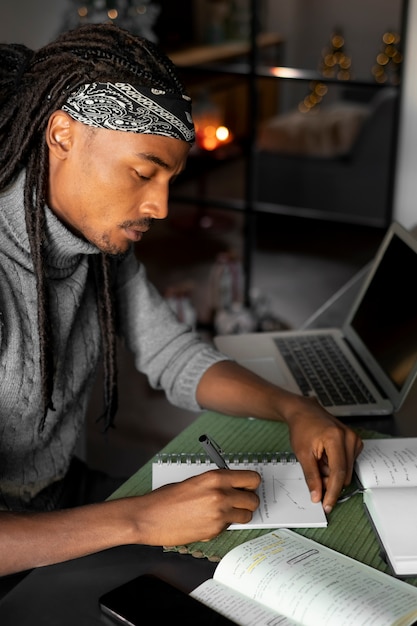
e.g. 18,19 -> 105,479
99,573 -> 238,625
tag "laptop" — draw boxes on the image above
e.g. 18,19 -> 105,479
214,221 -> 417,418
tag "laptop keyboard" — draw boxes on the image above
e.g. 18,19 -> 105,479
274,334 -> 377,407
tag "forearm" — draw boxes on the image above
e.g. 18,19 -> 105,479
195,359 -> 305,423
0,500 -> 139,576
0,470 -> 261,576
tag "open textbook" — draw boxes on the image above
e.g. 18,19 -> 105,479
354,437 -> 417,576
191,529 -> 417,626
152,452 -> 327,528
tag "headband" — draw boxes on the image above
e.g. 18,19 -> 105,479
61,82 -> 195,143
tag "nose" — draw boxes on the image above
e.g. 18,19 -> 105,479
141,184 -> 169,221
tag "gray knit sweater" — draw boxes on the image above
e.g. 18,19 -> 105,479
0,172 -> 226,510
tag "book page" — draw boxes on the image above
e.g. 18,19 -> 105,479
210,529 -> 417,626
364,487 -> 417,576
355,438 -> 417,488
152,455 -> 327,528
191,579 -> 300,626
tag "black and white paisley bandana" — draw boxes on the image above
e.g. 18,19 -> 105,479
61,82 -> 195,143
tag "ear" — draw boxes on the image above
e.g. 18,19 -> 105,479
45,110 -> 74,160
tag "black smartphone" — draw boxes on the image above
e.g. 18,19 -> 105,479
99,573 -> 238,625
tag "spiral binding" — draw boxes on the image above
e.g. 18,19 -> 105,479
155,452 -> 297,466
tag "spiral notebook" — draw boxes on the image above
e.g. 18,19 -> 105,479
152,452 -> 327,528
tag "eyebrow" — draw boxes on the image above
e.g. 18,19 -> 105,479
136,152 -> 171,170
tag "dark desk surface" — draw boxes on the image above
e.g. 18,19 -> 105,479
0,543 -> 218,625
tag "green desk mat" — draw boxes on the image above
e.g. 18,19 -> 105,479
109,411 -> 417,587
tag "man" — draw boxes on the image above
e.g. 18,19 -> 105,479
0,22 -> 362,576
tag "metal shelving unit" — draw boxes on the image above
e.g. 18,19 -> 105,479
170,0 -> 408,304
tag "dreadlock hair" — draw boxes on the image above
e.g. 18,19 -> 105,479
0,23 -> 188,432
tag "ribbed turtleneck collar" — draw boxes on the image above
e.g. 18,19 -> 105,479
0,170 -> 100,273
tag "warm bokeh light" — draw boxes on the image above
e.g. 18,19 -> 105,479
193,102 -> 233,151
216,126 -> 230,142
196,123 -> 233,151
296,30 -> 353,113
373,31 -> 402,84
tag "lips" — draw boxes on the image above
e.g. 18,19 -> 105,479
124,227 -> 146,242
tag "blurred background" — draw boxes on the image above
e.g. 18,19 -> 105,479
2,0 -> 415,477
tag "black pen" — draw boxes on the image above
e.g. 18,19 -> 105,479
199,433 -> 230,469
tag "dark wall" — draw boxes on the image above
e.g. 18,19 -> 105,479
153,0 -> 195,51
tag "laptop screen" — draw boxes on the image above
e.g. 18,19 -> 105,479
348,227 -> 417,392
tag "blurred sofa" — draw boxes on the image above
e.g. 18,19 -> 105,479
254,87 -> 399,226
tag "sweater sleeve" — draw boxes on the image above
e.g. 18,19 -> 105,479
115,249 -> 228,411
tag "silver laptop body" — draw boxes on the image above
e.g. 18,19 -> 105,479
214,221 -> 417,418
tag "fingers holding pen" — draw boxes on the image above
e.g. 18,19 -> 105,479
205,468 -> 261,526
196,469 -> 261,539
202,468 -> 261,514
198,434 -> 261,518
141,469 -> 261,546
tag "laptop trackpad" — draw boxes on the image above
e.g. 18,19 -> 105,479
240,357 -> 292,388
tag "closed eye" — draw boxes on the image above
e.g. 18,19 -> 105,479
136,171 -> 151,181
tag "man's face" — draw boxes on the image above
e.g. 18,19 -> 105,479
47,112 -> 190,255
